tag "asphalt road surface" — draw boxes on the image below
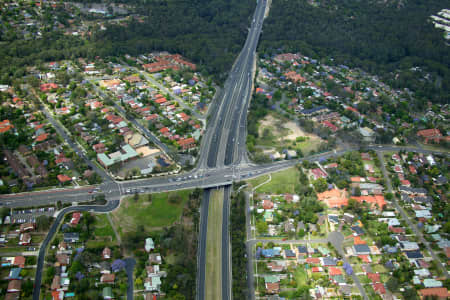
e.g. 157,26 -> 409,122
32,199 -> 119,300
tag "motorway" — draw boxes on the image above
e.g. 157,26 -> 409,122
1,0 -> 448,298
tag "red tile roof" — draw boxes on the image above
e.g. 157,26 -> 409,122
367,273 -> 380,283
419,288 -> 449,299
352,195 -> 386,209
40,83 -> 58,92
35,133 -> 49,142
328,267 -> 342,276
262,200 -> 274,210
0,120 -> 14,133
373,283 -> 386,294
57,174 -> 71,183
417,128 -> 441,138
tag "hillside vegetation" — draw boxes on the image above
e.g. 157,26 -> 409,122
259,0 -> 450,103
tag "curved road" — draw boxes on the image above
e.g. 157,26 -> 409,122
32,199 -> 119,300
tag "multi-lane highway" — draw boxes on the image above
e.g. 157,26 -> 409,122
2,0 -> 449,297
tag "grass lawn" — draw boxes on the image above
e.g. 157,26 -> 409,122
112,190 -> 192,235
94,214 -> 116,241
371,264 -> 388,273
248,167 -> 300,194
295,267 -> 308,287
205,189 -> 223,300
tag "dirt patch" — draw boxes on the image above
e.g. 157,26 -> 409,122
283,120 -> 319,141
259,114 -> 320,142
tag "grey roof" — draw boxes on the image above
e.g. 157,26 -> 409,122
353,244 -> 370,254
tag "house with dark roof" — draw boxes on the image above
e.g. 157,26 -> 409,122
353,244 -> 370,255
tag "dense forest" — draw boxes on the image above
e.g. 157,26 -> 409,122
0,0 -> 256,84
259,0 -> 450,103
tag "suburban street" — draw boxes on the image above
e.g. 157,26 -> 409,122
377,151 -> 449,279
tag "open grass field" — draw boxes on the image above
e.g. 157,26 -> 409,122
111,190 -> 192,235
205,189 -> 224,300
248,167 -> 300,194
94,214 -> 116,241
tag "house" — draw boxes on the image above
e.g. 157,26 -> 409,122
102,247 -> 111,260
55,254 -> 70,266
63,232 -> 79,243
0,119 -> 14,133
317,189 -> 348,208
418,287 -> 449,299
352,195 -> 386,209
144,276 -> 161,291
146,265 -> 160,276
359,127 -> 375,143
353,244 -> 370,255
57,174 -> 71,184
18,233 -> 31,245
264,275 -> 280,294
13,256 -> 25,268
93,143 -> 106,154
423,279 -> 443,288
149,253 -> 162,265
19,223 -> 35,232
328,267 -> 342,276
97,144 -> 139,169
283,149 -> 297,159
284,249 -> 296,259
267,262 -> 284,272
265,282 -> 280,294
8,268 -> 22,280
111,259 -> 126,272
51,275 -> 60,291
7,280 -> 21,293
40,83 -> 58,92
310,168 -> 327,180
70,212 -> 81,226
262,200 -> 274,210
404,250 -> 423,260
321,257 -> 336,266
373,283 -> 386,295
400,241 -> 419,251
416,128 -> 442,144
297,245 -> 307,255
100,274 -> 115,284
102,287 -> 114,300
177,137 -> 196,150
145,238 -> 155,252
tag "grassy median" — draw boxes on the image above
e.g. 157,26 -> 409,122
205,188 -> 224,300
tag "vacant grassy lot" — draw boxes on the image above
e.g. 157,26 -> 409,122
111,190 -> 192,235
94,214 -> 116,241
248,167 -> 300,194
205,189 -> 223,300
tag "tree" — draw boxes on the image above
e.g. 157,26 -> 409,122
256,221 -> 268,235
133,192 -> 139,202
313,178 -> 328,193
386,277 -> 399,292
36,215 -> 51,231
